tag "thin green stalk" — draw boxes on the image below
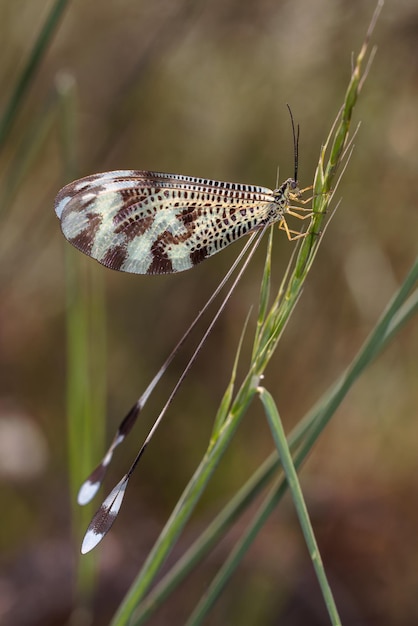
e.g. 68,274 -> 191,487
65,251 -> 98,597
57,70 -> 106,603
252,227 -> 273,352
260,389 -> 339,624
211,307 -> 252,436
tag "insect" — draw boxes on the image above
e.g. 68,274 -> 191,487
54,171 -> 312,275
54,109 -> 312,274
54,110 -> 313,553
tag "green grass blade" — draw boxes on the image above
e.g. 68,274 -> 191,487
65,252 -> 98,595
383,284 -> 418,343
258,388 -> 341,626
57,69 -> 106,603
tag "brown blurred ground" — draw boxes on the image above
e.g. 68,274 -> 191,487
0,1 -> 417,624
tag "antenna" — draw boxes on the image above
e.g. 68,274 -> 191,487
286,104 -> 300,182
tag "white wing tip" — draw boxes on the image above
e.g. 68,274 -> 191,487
80,476 -> 128,554
54,195 -> 71,219
78,480 -> 100,505
81,527 -> 104,554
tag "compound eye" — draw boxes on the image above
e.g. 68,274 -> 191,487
290,180 -> 297,190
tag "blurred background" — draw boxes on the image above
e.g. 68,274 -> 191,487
0,0 -> 417,624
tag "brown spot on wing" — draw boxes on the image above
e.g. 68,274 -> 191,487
68,212 -> 102,255
147,237 -> 174,274
114,214 -> 154,242
179,207 -> 201,230
114,189 -> 154,224
189,246 -> 208,267
101,245 -> 128,271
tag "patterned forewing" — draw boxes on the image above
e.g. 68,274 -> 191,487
55,171 -> 279,274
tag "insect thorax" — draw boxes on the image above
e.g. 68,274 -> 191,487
273,177 -> 300,211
